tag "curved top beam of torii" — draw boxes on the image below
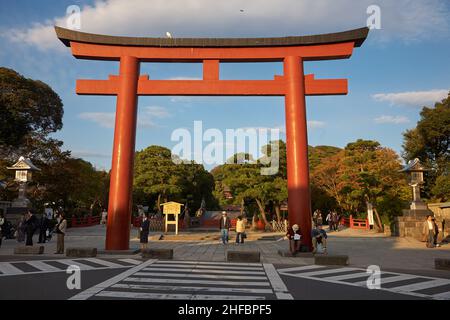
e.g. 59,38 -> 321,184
55,26 -> 369,62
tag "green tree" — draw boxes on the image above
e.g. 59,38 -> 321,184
403,92 -> 450,200
0,67 -> 64,160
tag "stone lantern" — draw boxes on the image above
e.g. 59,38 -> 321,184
400,158 -> 428,211
7,156 -> 40,208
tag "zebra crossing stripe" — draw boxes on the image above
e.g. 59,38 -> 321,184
156,260 -> 262,267
432,291 -> 450,300
288,267 -> 358,277
263,263 -> 293,300
56,259 -> 96,270
143,267 -> 265,275
153,263 -> 264,271
96,291 -> 266,300
134,271 -> 267,280
391,279 -> 450,293
277,265 -> 326,273
85,258 -> 124,268
111,283 -> 274,294
124,277 -> 271,287
0,263 -> 25,275
26,261 -> 61,272
353,274 -> 417,286
69,259 -> 157,300
118,259 -> 142,265
321,272 -> 369,282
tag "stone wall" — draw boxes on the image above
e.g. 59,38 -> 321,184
428,202 -> 450,235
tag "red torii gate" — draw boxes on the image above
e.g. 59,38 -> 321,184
55,26 -> 368,251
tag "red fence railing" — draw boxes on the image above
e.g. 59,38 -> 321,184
70,215 -> 101,228
342,215 -> 369,230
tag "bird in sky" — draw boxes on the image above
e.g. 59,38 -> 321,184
166,32 -> 172,38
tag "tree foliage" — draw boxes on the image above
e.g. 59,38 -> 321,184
402,92 -> 450,201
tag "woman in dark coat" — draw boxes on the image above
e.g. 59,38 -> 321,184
140,214 -> 150,250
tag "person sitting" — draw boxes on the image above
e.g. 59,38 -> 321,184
311,224 -> 328,254
286,224 -> 302,255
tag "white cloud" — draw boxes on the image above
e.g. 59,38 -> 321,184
372,89 -> 449,107
71,150 -> 111,158
374,115 -> 410,124
4,0 -> 449,51
307,120 -> 326,129
78,112 -> 115,128
78,106 -> 171,129
143,106 -> 171,118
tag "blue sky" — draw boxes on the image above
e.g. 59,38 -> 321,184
0,0 -> 449,170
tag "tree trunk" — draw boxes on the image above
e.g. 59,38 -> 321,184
274,204 -> 281,223
240,198 -> 245,216
373,207 -> 384,232
255,198 -> 270,228
157,193 -> 162,213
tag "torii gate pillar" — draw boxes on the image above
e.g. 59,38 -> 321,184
284,56 -> 312,249
106,56 -> 140,250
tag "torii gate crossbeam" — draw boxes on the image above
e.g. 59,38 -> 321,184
56,26 -> 368,251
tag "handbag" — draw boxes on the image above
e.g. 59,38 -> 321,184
242,232 -> 247,239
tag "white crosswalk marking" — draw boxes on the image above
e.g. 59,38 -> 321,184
85,258 -> 124,268
26,261 -> 60,272
96,291 -> 266,300
56,259 -> 96,270
124,277 -> 271,287
111,283 -> 274,294
392,279 -> 450,292
143,267 -> 265,275
353,274 -> 416,286
153,263 -> 263,271
118,259 -> 142,265
278,264 -> 450,300
0,263 -> 25,275
277,265 -> 326,273
73,260 -> 292,300
135,271 -> 267,280
321,272 -> 369,281
0,258 -> 137,277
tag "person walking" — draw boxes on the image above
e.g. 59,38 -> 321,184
422,215 -> 436,248
432,218 -> 440,247
0,211 -> 4,248
312,210 -> 320,227
38,213 -> 49,243
24,209 -> 38,246
326,211 -> 333,231
235,216 -> 246,244
140,213 -> 150,251
219,211 -> 231,245
331,211 -> 339,231
54,212 -> 67,254
100,209 -> 108,225
16,214 -> 26,242
286,224 -> 302,255
311,224 -> 328,254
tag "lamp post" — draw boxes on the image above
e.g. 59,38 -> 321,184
6,156 -> 40,208
400,158 -> 428,211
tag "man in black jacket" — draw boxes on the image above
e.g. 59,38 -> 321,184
38,214 -> 49,243
219,211 -> 231,245
24,209 -> 38,246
